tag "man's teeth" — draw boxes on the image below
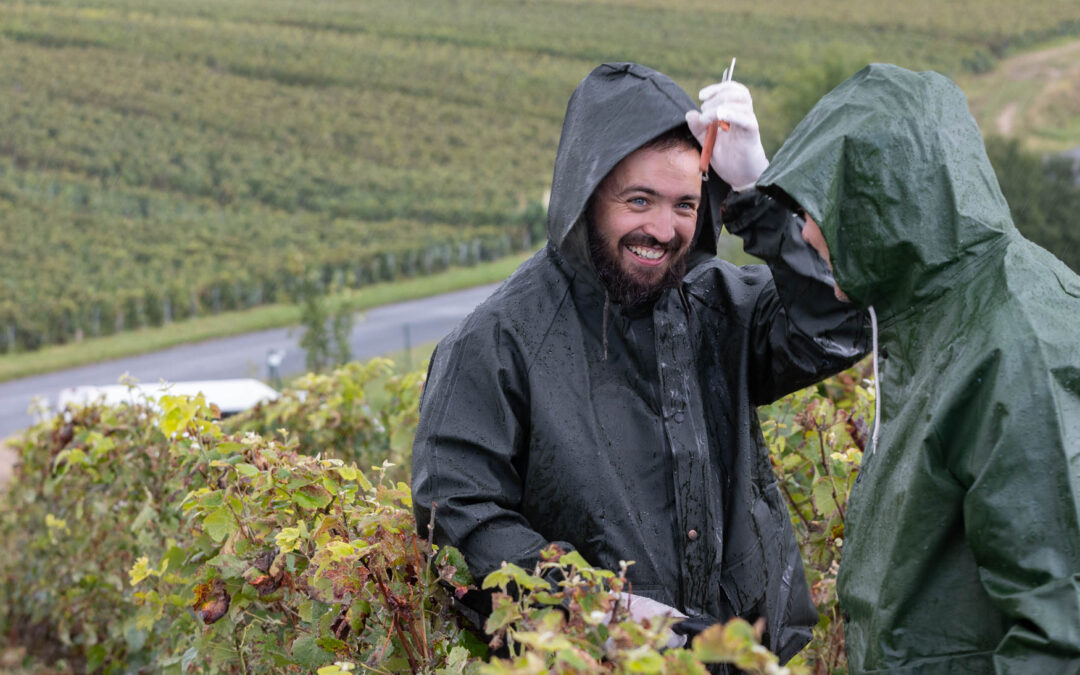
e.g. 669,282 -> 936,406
627,245 -> 664,260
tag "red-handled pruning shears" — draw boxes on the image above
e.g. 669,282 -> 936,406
700,57 -> 736,181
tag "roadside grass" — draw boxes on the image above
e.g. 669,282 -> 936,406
0,252 -> 532,384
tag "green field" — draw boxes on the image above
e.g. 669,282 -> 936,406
0,251 -> 532,383
2,0 -> 1078,353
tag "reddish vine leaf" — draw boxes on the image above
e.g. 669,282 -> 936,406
192,578 -> 230,625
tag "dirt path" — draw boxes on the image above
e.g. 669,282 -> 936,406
962,38 -> 1080,153
995,101 -> 1018,136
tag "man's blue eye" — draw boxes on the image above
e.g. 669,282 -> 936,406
629,197 -> 648,206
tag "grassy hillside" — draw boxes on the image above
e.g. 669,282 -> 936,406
962,37 -> 1080,154
2,0 -> 1078,352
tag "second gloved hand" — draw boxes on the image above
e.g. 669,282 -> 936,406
685,80 -> 769,191
614,592 -> 688,649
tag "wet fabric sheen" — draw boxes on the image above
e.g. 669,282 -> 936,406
760,63 -> 1080,673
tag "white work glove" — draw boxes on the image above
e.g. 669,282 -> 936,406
614,592 -> 688,649
685,80 -> 769,191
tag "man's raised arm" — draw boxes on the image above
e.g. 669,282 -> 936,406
687,79 -> 868,403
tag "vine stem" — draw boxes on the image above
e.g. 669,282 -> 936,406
778,477 -> 813,533
816,419 -> 846,523
373,570 -> 420,673
234,623 -> 250,674
224,485 -> 258,546
274,600 -> 302,625
411,535 -> 430,661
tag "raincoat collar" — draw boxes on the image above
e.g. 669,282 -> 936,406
758,63 -> 1017,320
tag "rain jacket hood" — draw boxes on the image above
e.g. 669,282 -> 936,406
547,62 -> 728,279
760,63 -> 1014,316
761,64 -> 1080,673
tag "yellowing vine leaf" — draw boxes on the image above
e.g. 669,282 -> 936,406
129,556 -> 153,586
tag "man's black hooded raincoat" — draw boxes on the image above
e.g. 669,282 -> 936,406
759,63 -> 1080,673
412,62 -> 867,662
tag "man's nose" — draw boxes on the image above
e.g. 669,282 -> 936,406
642,209 -> 677,243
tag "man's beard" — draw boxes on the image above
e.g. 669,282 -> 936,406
588,227 -> 688,310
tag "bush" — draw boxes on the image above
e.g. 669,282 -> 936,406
0,379 -> 469,672
759,359 -> 876,673
225,359 -> 421,485
0,358 -> 873,672
477,547 -> 806,675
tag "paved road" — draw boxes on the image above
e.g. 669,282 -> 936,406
0,283 -> 500,439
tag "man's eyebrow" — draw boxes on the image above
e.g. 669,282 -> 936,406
618,185 -> 701,202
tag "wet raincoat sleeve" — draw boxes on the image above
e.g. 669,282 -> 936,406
411,318 -> 574,582
722,189 -> 868,403
945,356 -> 1080,672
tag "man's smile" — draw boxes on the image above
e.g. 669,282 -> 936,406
626,243 -> 668,264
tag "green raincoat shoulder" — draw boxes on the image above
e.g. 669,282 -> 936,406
759,63 -> 1080,674
411,62 -> 868,663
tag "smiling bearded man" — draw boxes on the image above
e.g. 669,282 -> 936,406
411,62 -> 868,668
587,129 -> 701,309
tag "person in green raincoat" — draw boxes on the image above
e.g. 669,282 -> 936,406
751,63 -> 1080,673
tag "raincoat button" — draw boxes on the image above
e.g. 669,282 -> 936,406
674,412 -> 685,423
687,529 -> 698,541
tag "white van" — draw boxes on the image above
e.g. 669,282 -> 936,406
57,378 -> 279,417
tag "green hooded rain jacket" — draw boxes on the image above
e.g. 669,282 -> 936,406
759,63 -> 1080,674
